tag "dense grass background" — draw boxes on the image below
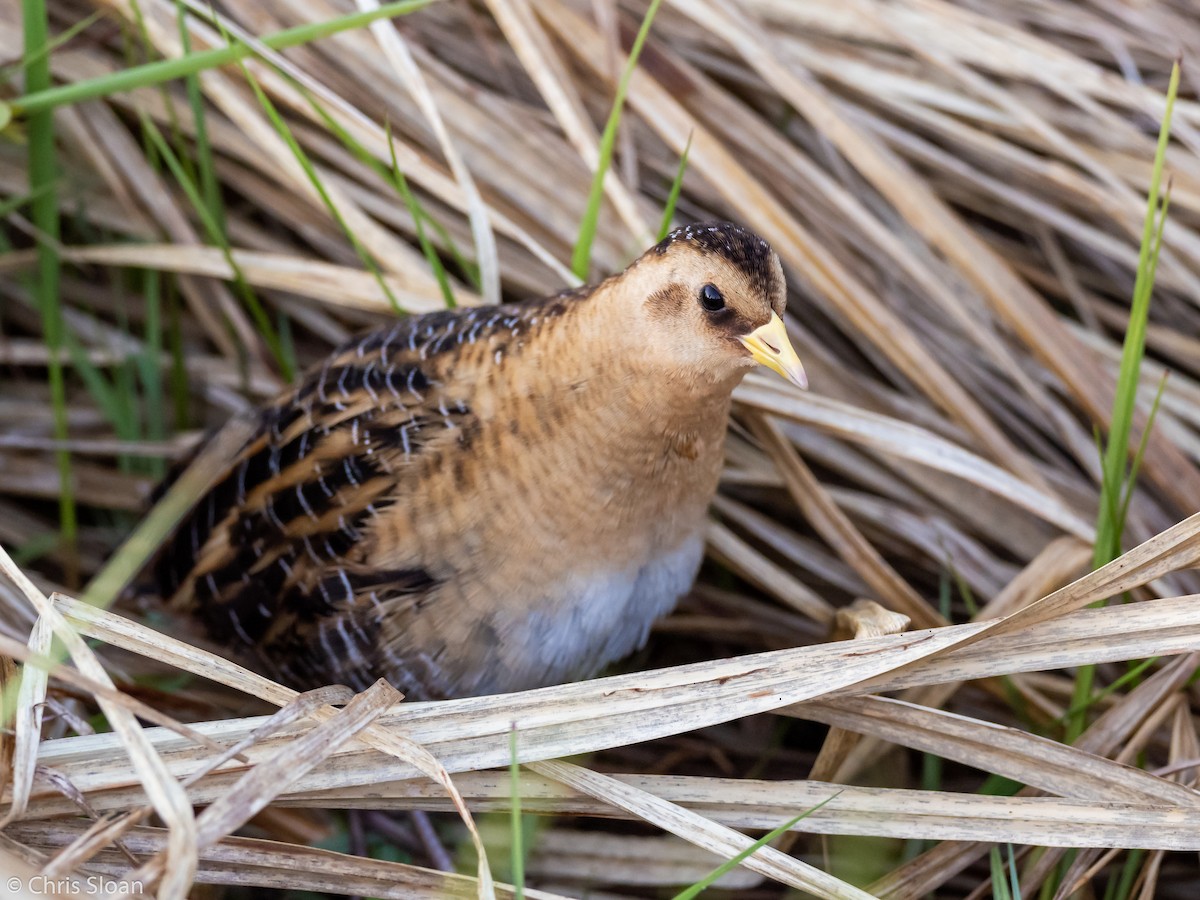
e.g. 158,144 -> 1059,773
2,1 -> 1200,897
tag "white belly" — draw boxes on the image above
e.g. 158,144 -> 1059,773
486,535 -> 705,693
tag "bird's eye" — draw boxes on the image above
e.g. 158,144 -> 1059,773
699,283 -> 725,312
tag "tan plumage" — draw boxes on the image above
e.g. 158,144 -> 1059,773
151,222 -> 806,699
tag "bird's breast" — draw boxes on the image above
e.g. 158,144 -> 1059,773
465,533 -> 706,694
363,336 -> 734,696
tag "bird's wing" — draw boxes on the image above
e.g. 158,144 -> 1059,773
153,311 -> 484,689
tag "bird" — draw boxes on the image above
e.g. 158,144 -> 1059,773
149,222 -> 807,700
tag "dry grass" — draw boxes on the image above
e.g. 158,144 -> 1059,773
2,0 -> 1200,897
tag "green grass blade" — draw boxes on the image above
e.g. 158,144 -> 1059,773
166,278 -> 191,431
6,0 -> 432,118
214,21 -> 406,317
1103,180 -> 1173,558
1058,656 -> 1158,727
276,310 -> 298,384
113,346 -> 140,473
1092,61 -> 1179,572
296,88 -> 453,310
1108,848 -> 1145,900
175,0 -> 226,232
137,268 -> 167,479
386,121 -> 456,308
989,846 -> 1012,900
1117,371 -> 1170,536
658,131 -> 693,240
1007,844 -> 1022,900
423,212 -> 478,291
1066,59 -> 1178,745
670,791 -> 841,900
11,533 -> 58,568
1092,424 -> 1122,563
571,0 -> 664,279
950,559 -> 978,617
63,334 -> 122,439
0,182 -> 58,221
509,727 -> 524,899
23,0 -> 77,577
0,10 -> 102,82
140,113 -> 292,378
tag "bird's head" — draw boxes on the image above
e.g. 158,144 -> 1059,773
617,222 -> 807,391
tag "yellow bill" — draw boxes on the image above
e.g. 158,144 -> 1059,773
739,312 -> 808,389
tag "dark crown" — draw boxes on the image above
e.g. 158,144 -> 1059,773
653,221 -> 778,298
